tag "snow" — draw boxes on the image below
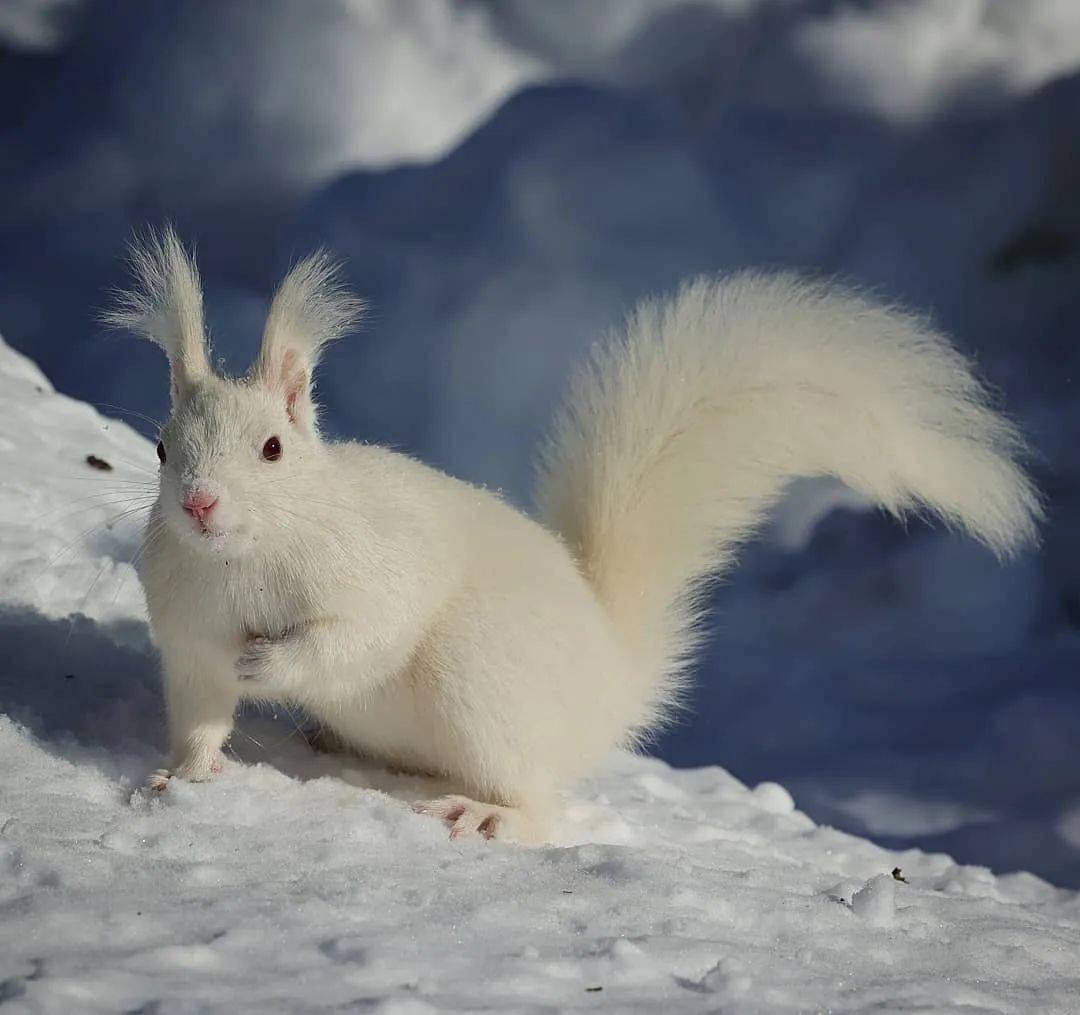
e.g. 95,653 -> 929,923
0,0 -> 83,51
0,327 -> 151,627
488,0 -> 1080,122
7,705 -> 1078,1013
850,873 -> 897,929
3,330 -> 1080,1011
786,0 -> 1080,122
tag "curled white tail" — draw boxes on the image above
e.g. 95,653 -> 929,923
535,274 -> 1042,726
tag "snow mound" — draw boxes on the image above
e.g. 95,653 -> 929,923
490,0 -> 1080,123
0,0 -> 83,51
0,332 -> 159,764
0,331 -> 151,626
2,335 -> 1080,1011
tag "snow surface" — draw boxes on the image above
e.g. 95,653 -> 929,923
2,334 -> 1080,1012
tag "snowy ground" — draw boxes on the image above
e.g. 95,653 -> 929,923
3,334 -> 1080,1012
6,718 -> 1080,1014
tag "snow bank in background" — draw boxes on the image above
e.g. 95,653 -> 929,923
0,0 -> 83,50
488,0 -> 1080,122
791,0 -> 1080,121
823,789 -> 997,839
18,1 -> 1080,121
77,0 -> 543,188
2,337 -> 1079,1012
128,0 -> 545,183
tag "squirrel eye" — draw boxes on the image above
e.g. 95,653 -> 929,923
262,436 -> 282,462
156,440 -> 166,464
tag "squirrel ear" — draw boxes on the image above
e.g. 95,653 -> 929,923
253,252 -> 364,429
103,227 -> 210,404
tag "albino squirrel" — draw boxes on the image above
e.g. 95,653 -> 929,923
108,229 -> 1041,842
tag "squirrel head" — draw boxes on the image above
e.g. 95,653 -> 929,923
105,228 -> 364,556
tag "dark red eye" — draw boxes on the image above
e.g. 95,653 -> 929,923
262,436 -> 282,462
156,440 -> 166,464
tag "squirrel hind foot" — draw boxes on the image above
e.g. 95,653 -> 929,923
412,794 -> 548,844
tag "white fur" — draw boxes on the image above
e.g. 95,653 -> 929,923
113,234 -> 1041,842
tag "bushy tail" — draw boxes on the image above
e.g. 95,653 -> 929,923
535,274 -> 1042,728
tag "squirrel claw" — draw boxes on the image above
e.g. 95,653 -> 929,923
146,769 -> 172,792
146,750 -> 225,790
413,795 -> 506,840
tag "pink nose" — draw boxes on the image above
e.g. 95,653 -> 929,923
181,491 -> 219,523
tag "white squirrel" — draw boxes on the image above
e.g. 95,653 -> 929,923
108,229 -> 1041,842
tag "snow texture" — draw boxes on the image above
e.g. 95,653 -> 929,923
2,335 -> 1080,1012
1,0 -> 1079,887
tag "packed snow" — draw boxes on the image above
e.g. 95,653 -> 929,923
2,331 -> 1080,1012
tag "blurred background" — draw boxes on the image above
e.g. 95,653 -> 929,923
2,0 -> 1078,884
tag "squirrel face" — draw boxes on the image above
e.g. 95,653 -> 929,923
155,375 -> 321,556
104,231 -> 363,557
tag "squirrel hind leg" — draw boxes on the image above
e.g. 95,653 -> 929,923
412,794 -> 550,844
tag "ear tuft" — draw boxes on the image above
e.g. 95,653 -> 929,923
257,252 -> 365,378
254,252 -> 364,429
102,226 -> 210,398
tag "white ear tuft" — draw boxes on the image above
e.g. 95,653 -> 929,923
257,252 -> 365,373
254,252 -> 365,427
103,226 -> 210,400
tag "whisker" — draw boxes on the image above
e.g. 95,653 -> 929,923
37,506 -> 151,576
45,495 -> 156,525
106,457 -> 158,477
61,471 -> 156,481
89,401 -> 164,432
108,521 -> 166,609
232,727 -> 265,751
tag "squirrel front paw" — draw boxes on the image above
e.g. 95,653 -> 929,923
146,749 -> 225,791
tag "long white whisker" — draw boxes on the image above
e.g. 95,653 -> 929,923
89,401 -> 164,432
